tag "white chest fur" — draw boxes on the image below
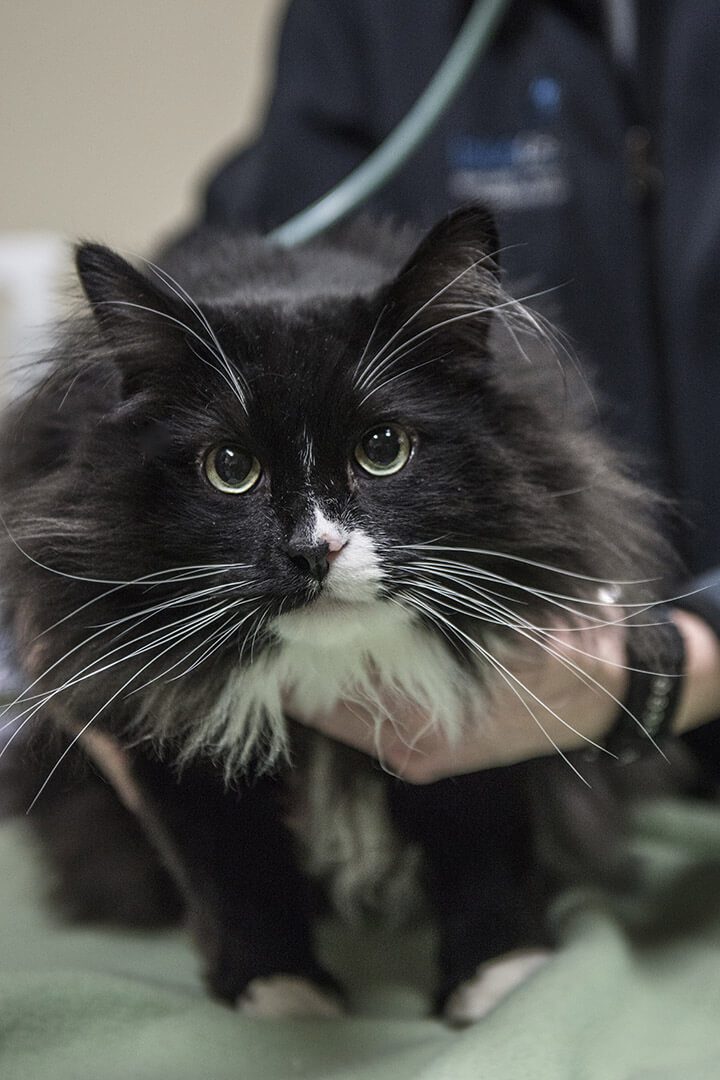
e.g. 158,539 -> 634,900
201,596 -> 471,772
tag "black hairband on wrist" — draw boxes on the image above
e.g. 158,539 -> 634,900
604,607 -> 686,765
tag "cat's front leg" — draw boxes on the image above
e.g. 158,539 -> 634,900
388,764 -> 553,1024
124,748 -> 344,1017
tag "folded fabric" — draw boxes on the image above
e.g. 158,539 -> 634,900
2,800 -> 720,1080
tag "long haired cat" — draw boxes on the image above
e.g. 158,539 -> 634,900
0,207 -> 671,1022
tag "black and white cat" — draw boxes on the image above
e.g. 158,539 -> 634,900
1,207 -> 670,1022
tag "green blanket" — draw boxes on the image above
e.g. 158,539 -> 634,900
2,801 -> 720,1080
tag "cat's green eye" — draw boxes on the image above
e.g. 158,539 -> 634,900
354,424 -> 412,476
204,445 -> 262,494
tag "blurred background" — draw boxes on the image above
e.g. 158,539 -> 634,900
0,0 -> 285,394
2,0 -> 285,246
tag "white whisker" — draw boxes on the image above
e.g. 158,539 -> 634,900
399,591 -> 592,784
0,561 -> 253,721
358,285 -> 563,395
354,256 -> 489,390
358,352 -> 452,407
399,543 -> 653,586
135,255 -> 249,411
131,605 -> 261,693
26,615 -> 225,813
0,596 -> 252,760
405,575 -> 666,759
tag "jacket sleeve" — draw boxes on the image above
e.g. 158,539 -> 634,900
202,0 -> 380,231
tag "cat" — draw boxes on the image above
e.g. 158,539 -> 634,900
0,206 -> 672,1022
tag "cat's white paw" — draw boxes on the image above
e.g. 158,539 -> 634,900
444,948 -> 551,1025
237,975 -> 345,1019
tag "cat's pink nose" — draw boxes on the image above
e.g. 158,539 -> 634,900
316,526 -> 346,560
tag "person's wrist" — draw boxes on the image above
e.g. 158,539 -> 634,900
599,610 -> 684,762
670,608 -> 720,734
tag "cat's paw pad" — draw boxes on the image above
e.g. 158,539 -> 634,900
238,975 -> 345,1019
444,948 -> 551,1026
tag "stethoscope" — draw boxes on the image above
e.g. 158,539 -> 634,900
268,0 -> 512,248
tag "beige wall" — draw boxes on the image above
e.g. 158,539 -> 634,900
1,1 -> 287,250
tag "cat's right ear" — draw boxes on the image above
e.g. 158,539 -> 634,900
378,206 -> 502,356
76,243 -> 184,393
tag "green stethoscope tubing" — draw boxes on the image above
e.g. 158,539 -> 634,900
268,0 -> 513,248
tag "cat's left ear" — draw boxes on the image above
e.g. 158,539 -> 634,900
76,243 -> 189,393
76,243 -> 180,339
381,205 -> 501,351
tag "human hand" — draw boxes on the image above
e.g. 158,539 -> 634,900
285,617 -> 630,783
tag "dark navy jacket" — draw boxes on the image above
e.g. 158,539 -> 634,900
202,0 -> 720,635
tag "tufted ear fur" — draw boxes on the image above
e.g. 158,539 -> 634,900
379,206 -> 502,355
76,243 -> 191,395
76,244 -> 181,338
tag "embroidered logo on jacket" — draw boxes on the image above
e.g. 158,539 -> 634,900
447,77 -> 569,212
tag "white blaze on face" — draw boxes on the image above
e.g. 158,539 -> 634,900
311,506 -> 382,604
312,505 -> 347,552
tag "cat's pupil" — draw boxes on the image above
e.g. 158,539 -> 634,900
215,446 -> 253,484
362,427 -> 401,467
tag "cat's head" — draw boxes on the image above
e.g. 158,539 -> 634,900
70,208 -> 521,642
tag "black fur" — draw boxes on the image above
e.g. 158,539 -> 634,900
0,208 -> 677,1012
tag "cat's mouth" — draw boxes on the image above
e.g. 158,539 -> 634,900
271,592 -> 402,648
284,585 -> 381,619
308,527 -> 383,606
305,592 -> 376,612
